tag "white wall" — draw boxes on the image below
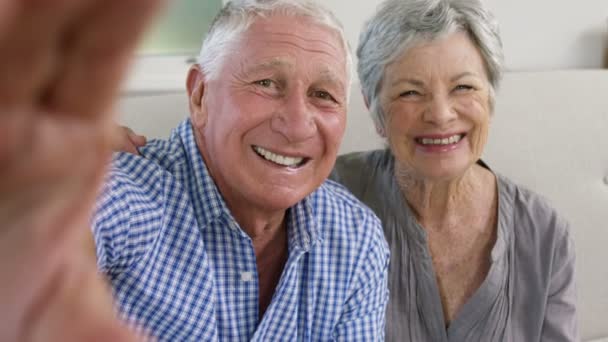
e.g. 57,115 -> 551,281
322,0 -> 608,71
485,0 -> 608,70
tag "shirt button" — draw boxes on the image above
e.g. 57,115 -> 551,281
241,271 -> 254,282
604,174 -> 608,186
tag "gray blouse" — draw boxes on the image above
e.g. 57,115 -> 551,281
331,149 -> 578,342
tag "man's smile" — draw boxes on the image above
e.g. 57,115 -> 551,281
252,145 -> 309,168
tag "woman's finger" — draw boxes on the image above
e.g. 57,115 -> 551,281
126,127 -> 147,147
44,0 -> 165,120
0,0 -> 93,110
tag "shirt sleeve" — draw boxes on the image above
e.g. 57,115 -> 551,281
333,215 -> 390,341
92,171 -> 136,274
541,220 -> 579,342
91,155 -> 165,275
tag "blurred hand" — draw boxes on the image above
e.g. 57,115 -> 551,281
0,0 -> 163,341
111,125 -> 147,155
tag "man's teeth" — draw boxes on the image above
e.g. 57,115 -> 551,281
253,146 -> 304,167
420,135 -> 463,145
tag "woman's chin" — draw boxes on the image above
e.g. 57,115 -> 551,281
412,159 -> 474,183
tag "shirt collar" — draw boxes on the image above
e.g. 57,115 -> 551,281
286,195 -> 323,253
174,119 -> 228,227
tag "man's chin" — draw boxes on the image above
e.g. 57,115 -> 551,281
256,188 -> 311,211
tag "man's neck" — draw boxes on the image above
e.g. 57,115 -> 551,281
232,208 -> 287,242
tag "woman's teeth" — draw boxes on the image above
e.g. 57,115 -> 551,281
418,134 -> 463,146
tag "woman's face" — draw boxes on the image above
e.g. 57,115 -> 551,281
379,31 -> 492,182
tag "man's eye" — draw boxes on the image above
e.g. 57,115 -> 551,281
313,90 -> 336,102
254,79 -> 273,87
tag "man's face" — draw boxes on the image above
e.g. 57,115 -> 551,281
191,14 -> 348,216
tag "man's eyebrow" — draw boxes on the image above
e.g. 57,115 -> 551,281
319,65 -> 349,88
317,68 -> 344,84
243,58 -> 293,75
241,60 -> 346,93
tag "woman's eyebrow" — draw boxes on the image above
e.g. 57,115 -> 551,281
390,77 -> 425,88
450,71 -> 478,82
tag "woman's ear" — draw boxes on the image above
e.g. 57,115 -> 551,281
362,91 -> 370,111
186,65 -> 207,130
364,92 -> 387,138
375,124 -> 386,138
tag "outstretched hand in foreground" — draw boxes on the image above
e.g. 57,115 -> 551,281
0,0 -> 163,340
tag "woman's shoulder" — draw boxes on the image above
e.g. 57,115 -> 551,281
333,149 -> 392,180
497,174 -> 569,231
331,149 -> 393,197
335,149 -> 390,168
495,174 -> 578,340
496,173 -> 574,265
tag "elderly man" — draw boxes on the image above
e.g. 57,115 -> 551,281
93,0 -> 389,340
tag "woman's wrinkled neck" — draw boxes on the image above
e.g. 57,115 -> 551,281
395,161 -> 495,229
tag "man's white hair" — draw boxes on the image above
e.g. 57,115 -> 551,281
197,0 -> 353,93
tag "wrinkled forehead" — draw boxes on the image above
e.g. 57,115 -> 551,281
243,15 -> 345,56
386,31 -> 488,78
235,15 -> 348,80
242,56 -> 342,78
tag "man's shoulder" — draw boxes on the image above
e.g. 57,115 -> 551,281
107,135 -> 187,189
306,180 -> 390,308
315,179 -> 377,217
93,138 -> 191,272
113,135 -> 183,171
310,179 -> 386,246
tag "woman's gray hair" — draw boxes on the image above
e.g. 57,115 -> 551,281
357,0 -> 504,131
198,0 -> 353,91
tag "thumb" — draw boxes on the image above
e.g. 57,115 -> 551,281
127,128 -> 147,147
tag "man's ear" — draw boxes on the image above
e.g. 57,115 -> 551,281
186,65 -> 207,130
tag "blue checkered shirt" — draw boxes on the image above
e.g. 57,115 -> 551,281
93,120 -> 389,341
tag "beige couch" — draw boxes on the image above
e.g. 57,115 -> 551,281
118,70 -> 608,341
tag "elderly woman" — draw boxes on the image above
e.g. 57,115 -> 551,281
331,0 -> 578,340
115,0 -> 578,340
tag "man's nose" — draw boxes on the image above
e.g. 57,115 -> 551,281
270,92 -> 317,143
422,94 -> 457,126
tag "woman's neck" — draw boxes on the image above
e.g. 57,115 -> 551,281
397,163 -> 496,230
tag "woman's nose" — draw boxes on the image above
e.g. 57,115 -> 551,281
423,94 -> 457,125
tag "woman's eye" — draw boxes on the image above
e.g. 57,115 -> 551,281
399,90 -> 420,97
454,84 -> 474,92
